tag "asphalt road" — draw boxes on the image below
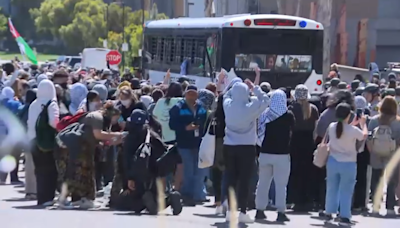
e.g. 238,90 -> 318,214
0,172 -> 399,228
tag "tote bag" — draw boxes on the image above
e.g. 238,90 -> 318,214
198,118 -> 216,168
313,131 -> 329,168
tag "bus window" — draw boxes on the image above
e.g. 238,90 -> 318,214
205,34 -> 218,77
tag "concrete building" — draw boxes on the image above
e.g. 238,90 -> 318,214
213,0 -> 400,68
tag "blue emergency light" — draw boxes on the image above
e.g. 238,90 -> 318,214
299,21 -> 307,28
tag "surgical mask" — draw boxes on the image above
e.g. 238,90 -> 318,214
89,102 -> 101,111
120,99 -> 131,107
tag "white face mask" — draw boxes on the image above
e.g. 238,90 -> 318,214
89,102 -> 100,111
120,99 -> 131,107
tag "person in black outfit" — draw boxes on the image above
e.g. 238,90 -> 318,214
352,95 -> 371,212
288,85 -> 319,212
119,109 -> 182,215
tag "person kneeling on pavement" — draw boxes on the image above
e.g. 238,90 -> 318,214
116,109 -> 182,215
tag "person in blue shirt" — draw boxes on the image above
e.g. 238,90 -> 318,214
0,86 -> 23,184
169,85 -> 208,205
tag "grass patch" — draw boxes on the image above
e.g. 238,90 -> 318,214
0,52 -> 59,62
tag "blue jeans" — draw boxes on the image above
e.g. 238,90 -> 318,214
325,156 -> 357,219
178,148 -> 207,201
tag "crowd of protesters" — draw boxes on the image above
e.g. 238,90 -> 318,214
0,60 -> 399,226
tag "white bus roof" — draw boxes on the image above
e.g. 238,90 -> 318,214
145,14 -> 323,30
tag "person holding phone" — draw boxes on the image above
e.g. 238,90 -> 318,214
169,85 -> 208,205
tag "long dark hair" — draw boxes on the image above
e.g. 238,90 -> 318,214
165,82 -> 183,105
335,103 -> 351,139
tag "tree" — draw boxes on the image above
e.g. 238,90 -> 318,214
0,9 -> 7,39
11,0 -> 44,39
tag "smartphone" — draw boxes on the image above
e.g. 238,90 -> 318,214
356,108 -> 363,119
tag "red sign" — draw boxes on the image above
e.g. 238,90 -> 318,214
106,50 -> 122,65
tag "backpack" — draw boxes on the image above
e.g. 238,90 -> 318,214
56,111 -> 88,132
366,119 -> 396,157
35,100 -> 57,152
130,130 -> 152,183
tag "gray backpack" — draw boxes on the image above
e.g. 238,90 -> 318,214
367,121 -> 396,157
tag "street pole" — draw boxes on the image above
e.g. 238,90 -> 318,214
122,2 -> 125,68
141,0 -> 145,72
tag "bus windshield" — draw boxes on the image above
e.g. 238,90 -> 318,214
220,28 -> 323,89
221,28 -> 322,74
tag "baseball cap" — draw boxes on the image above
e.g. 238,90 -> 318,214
185,85 -> 198,93
130,78 -> 141,90
128,109 -> 148,125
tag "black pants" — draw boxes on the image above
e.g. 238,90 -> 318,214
289,131 -> 315,207
32,147 -> 58,205
211,167 -> 223,203
223,145 -> 256,213
0,149 -> 21,182
371,168 -> 398,210
312,136 -> 326,210
353,151 -> 369,209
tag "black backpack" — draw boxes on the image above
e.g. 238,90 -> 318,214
35,100 -> 57,152
131,130 -> 152,182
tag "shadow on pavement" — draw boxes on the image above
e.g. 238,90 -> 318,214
310,223 -> 341,228
3,198 -> 35,202
211,222 -> 248,228
255,219 -> 285,225
193,213 -> 221,218
13,205 -> 45,210
286,210 -> 312,215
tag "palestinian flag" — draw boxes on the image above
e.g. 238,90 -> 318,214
8,18 -> 38,65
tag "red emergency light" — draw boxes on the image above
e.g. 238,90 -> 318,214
254,19 -> 297,26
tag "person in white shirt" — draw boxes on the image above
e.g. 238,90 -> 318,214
27,79 -> 60,206
323,103 -> 367,225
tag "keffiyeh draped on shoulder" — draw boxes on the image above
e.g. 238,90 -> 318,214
257,89 -> 287,146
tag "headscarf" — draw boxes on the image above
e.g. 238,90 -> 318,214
198,89 -> 215,110
260,89 -> 288,124
355,95 -> 368,110
257,89 -> 287,146
1,87 -> 15,100
92,84 -> 108,101
36,74 -> 48,85
223,77 -> 243,93
294,84 -> 309,100
69,83 -> 88,115
140,95 -> 154,108
25,89 -> 37,105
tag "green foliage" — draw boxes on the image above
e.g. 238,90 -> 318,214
0,9 -> 6,39
30,0 -> 168,65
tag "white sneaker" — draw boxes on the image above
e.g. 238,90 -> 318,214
239,212 -> 254,224
215,205 -> 224,215
225,211 -> 237,222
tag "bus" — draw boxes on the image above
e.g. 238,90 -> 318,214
143,14 -> 324,92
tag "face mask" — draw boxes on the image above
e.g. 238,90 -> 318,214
120,99 -> 131,107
